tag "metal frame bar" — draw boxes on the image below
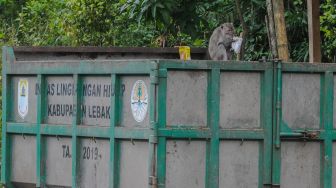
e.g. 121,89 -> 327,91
321,71 -> 333,188
148,62 -> 159,188
71,74 -> 82,187
36,74 -> 47,187
113,75 -> 122,188
109,74 -> 117,188
1,46 -> 14,188
210,68 -> 220,188
5,60 -> 156,75
262,67 -> 274,186
272,61 -> 282,186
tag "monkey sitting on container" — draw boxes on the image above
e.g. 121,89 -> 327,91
208,23 -> 242,61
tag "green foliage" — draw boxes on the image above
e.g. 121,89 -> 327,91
16,0 -> 72,45
117,0 -> 314,61
0,0 -> 336,60
120,0 -> 241,47
68,0 -> 116,45
121,0 -> 176,26
235,0 -> 270,60
10,0 -> 159,46
321,0 -> 336,62
285,0 -> 309,62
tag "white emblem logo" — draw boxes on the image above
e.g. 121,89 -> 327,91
131,80 -> 148,122
18,79 -> 29,118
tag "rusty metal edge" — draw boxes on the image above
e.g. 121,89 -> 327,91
13,46 -> 207,54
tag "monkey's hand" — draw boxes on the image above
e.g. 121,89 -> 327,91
217,41 -> 226,47
232,37 -> 243,54
233,36 -> 241,42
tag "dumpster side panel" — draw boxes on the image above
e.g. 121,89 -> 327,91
82,77 -> 111,126
11,135 -> 36,184
219,141 -> 259,188
120,76 -> 150,128
282,74 -> 320,129
280,142 -> 320,188
279,72 -> 322,188
166,71 -> 208,126
119,141 -> 149,188
46,76 -> 74,125
332,143 -> 336,187
166,140 -> 206,188
78,138 -> 110,188
220,72 -> 260,129
45,136 -> 72,187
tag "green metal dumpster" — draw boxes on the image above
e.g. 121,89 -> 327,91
1,46 -> 336,188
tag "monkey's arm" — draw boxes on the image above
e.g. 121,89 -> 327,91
209,45 -> 228,60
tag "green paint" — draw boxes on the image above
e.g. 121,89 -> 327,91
205,69 -> 212,188
207,68 -> 220,188
5,60 -> 155,75
158,128 -> 210,138
159,60 -> 272,71
70,74 -> 83,188
7,123 -> 37,134
148,63 -> 159,188
282,62 -> 336,72
114,75 -> 121,188
109,74 -> 117,188
219,129 -> 264,139
1,46 -> 10,186
262,68 -> 274,186
36,74 -> 47,187
275,61 -> 282,149
258,69 -> 265,188
272,60 -> 281,186
6,123 -> 151,139
157,69 -> 167,188
321,71 -> 333,188
1,47 -> 13,187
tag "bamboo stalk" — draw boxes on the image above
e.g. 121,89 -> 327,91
272,0 -> 290,61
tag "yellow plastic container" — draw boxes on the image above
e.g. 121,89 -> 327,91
178,46 -> 191,60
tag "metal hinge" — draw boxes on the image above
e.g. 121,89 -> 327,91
281,130 -> 320,140
149,121 -> 158,144
150,62 -> 159,84
149,176 -> 158,187
296,130 -> 320,140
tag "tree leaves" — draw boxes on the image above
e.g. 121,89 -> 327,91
0,0 -> 335,61
320,0 -> 336,62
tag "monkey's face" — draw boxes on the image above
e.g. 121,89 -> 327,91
218,23 -> 234,48
220,23 -> 234,36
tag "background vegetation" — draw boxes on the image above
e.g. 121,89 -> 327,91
1,0 -> 335,62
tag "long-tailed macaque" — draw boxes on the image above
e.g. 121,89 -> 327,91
208,23 -> 235,60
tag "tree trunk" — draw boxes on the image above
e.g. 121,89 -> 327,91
272,0 -> 290,61
235,0 -> 248,60
307,0 -> 321,63
266,0 -> 278,59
